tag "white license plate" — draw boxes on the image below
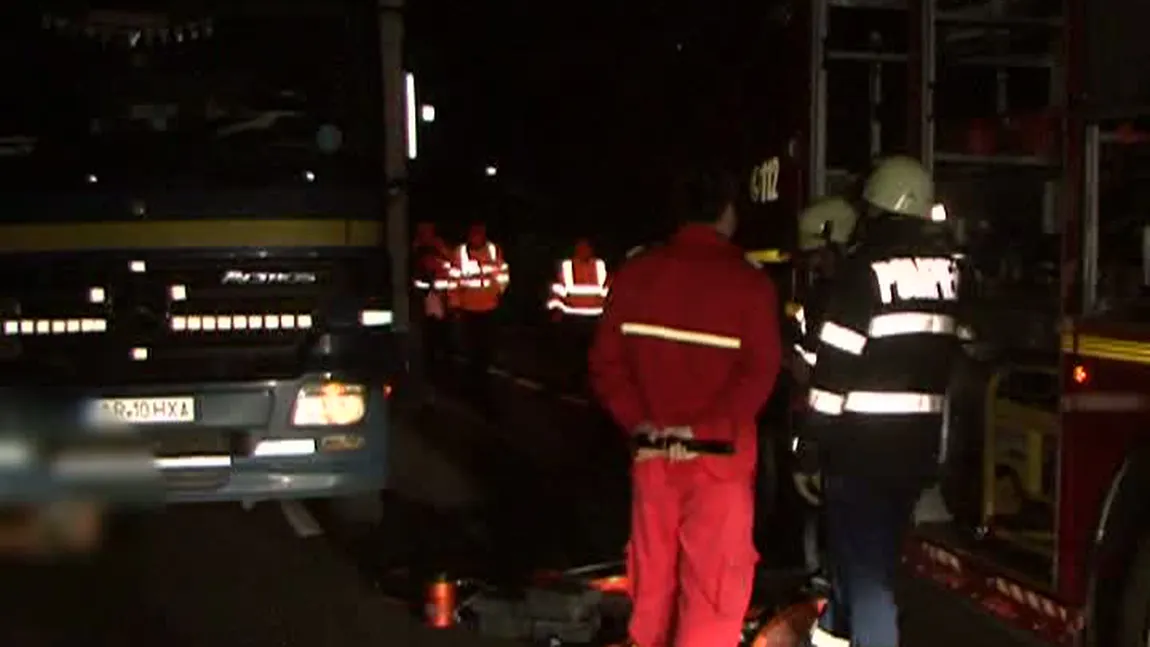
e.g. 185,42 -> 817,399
97,397 -> 195,424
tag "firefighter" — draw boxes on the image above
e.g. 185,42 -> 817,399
794,157 -> 964,647
590,168 -> 782,647
790,196 -> 859,382
547,238 -> 609,391
447,223 -> 510,414
412,222 -> 455,385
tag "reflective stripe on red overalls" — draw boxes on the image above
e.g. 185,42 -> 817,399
590,224 -> 782,647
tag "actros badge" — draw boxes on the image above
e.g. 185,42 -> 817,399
221,270 -> 318,285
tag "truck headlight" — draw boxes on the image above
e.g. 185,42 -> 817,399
291,383 -> 366,426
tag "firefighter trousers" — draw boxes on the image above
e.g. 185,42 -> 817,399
628,459 -> 757,647
817,474 -> 920,647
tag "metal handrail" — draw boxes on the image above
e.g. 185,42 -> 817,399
980,363 -> 1060,527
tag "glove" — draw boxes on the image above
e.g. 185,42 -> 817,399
793,472 -> 822,506
631,422 -> 662,463
790,349 -> 813,385
792,437 -> 822,506
631,424 -> 700,463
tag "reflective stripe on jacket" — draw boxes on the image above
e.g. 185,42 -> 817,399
801,215 -> 967,484
447,242 -> 509,312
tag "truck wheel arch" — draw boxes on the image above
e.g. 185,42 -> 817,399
1085,445 -> 1150,646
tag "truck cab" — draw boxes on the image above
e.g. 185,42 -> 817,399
0,3 -> 399,522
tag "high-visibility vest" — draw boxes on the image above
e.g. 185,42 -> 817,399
546,257 -> 608,317
412,242 -> 454,293
447,242 -> 509,312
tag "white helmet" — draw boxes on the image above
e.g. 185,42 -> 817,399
798,196 -> 859,251
862,156 -> 934,218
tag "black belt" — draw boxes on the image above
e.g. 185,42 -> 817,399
633,436 -> 735,456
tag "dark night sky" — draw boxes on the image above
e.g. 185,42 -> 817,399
0,0 -> 796,247
406,0 -> 792,243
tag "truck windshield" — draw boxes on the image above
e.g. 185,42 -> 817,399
0,6 -> 382,199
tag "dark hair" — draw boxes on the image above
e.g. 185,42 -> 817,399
672,167 -> 739,224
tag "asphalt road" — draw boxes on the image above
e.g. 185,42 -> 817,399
1,503 -> 517,647
439,320 -> 1026,647
0,398 -> 557,647
0,319 -> 1019,647
0,350 -> 633,647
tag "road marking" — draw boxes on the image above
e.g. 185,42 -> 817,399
443,353 -> 591,407
513,377 -> 543,390
559,394 -> 591,407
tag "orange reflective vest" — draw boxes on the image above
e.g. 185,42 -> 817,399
413,241 -> 454,293
448,242 -> 509,313
547,257 -> 609,317
413,244 -> 454,319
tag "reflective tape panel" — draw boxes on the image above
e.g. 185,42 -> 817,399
844,391 -> 944,414
870,257 -> 959,304
809,389 -> 944,415
793,306 -> 808,336
621,322 -> 741,349
794,343 -> 817,366
3,318 -> 107,335
868,312 -> 956,337
457,244 -> 508,285
818,321 -> 867,355
555,259 -> 608,298
171,313 -> 313,331
810,627 -> 850,647
808,388 -> 845,415
548,300 -> 603,317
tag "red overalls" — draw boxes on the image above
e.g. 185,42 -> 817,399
589,224 -> 782,647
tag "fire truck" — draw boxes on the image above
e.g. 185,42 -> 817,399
761,0 -> 1150,644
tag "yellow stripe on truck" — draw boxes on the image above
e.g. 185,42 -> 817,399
0,219 -> 383,252
1061,332 -> 1150,366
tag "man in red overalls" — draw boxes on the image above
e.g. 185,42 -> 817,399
590,169 -> 782,647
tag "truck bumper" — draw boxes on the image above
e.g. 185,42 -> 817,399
0,373 -> 391,506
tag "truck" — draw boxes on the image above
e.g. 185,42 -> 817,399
0,1 -> 411,527
765,0 -> 1150,644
